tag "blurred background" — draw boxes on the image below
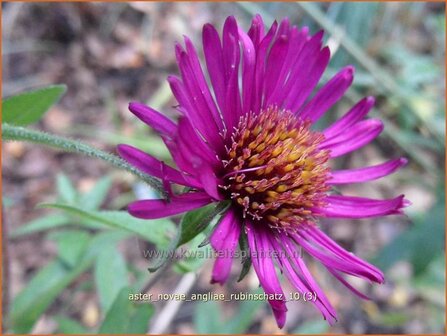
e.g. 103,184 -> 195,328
2,1 -> 445,334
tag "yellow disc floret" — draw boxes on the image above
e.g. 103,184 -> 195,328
221,106 -> 330,230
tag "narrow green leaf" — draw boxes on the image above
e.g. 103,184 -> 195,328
147,231 -> 180,273
237,231 -> 252,282
147,201 -> 229,273
9,260 -> 70,333
98,287 -> 131,333
195,292 -> 263,333
95,245 -> 129,314
373,196 -> 445,275
127,304 -> 155,334
177,201 -> 230,247
9,231 -> 130,333
54,316 -> 89,334
173,234 -> 212,274
414,254 -> 445,307
49,230 -> 91,268
2,84 -> 67,126
38,203 -> 175,248
223,289 -> 265,333
194,301 -> 223,334
292,319 -> 330,334
98,287 -> 154,334
79,176 -> 112,210
56,173 -> 78,204
377,312 -> 409,327
9,214 -> 70,238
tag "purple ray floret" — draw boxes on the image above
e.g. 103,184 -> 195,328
118,15 -> 409,329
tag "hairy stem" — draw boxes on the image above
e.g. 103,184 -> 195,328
2,124 -> 166,197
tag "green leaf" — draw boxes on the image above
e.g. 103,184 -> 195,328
148,201 -> 228,273
127,304 -> 155,334
177,201 -> 230,247
147,231 -> 180,273
9,260 -> 70,333
79,176 -> 112,210
173,234 -> 212,274
237,231 -> 252,282
98,287 -> 132,333
414,254 -> 445,307
98,287 -> 154,334
38,203 -> 175,248
9,214 -> 70,237
54,316 -> 89,334
172,202 -> 230,273
9,231 -> 130,333
194,290 -> 264,334
377,312 -> 409,327
194,301 -> 223,334
95,245 -> 129,314
292,319 -> 330,334
223,290 -> 264,333
49,230 -> 91,268
56,173 -> 78,204
3,85 -> 66,126
177,204 -> 215,247
373,195 -> 445,275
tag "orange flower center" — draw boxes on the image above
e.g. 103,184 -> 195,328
221,106 -> 330,230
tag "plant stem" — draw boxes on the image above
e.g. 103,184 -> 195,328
2,123 -> 167,197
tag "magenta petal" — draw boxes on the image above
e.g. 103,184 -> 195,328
324,96 -> 375,139
270,234 -> 337,323
222,16 -> 242,130
266,26 -> 309,106
239,27 -> 256,115
246,222 -> 288,329
197,164 -> 223,200
320,119 -> 384,158
128,102 -> 177,137
292,230 -> 383,283
203,23 -> 226,117
210,210 -> 241,284
176,117 -> 220,167
128,192 -> 212,219
247,14 -> 265,47
282,44 -> 330,113
327,268 -> 372,300
315,194 -> 408,218
304,226 -> 385,283
279,232 -> 337,318
183,36 -> 225,132
117,144 -> 200,188
299,66 -> 355,123
173,50 -> 224,150
263,31 -> 289,101
252,20 -> 278,114
329,158 -> 408,184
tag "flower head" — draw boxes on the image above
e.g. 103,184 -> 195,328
118,15 -> 409,328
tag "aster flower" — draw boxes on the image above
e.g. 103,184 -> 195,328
118,15 -> 409,328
